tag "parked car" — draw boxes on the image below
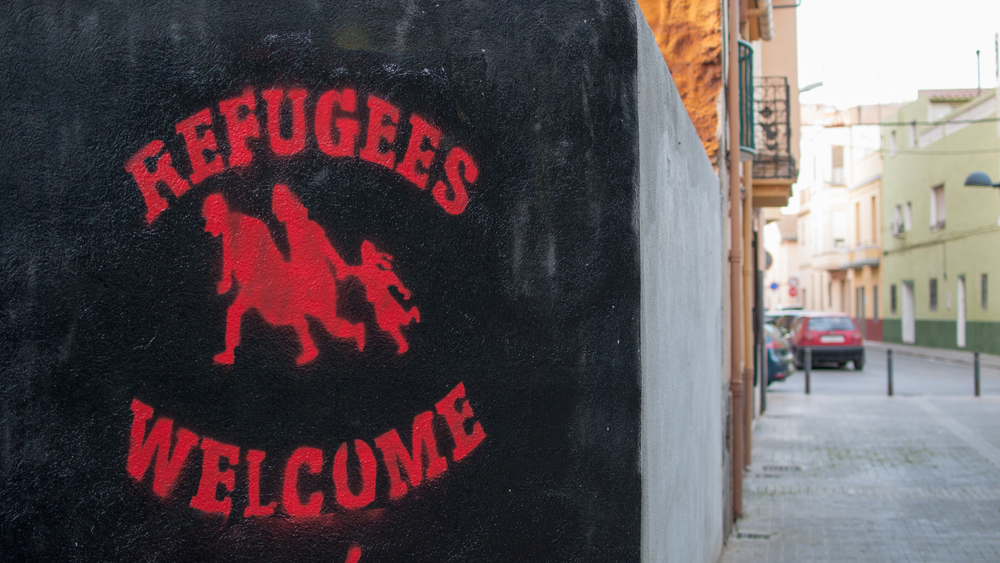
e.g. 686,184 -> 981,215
764,323 -> 794,384
772,309 -> 817,336
788,313 -> 865,370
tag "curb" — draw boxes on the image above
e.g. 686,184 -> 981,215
864,341 -> 1000,371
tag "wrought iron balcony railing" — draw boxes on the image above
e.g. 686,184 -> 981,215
738,40 -> 755,157
753,76 -> 797,179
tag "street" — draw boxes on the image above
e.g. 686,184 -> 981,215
767,346 -> 1000,397
721,345 -> 1000,562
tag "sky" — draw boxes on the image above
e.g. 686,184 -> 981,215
796,0 -> 1000,109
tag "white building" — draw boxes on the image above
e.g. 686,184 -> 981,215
792,104 -> 903,315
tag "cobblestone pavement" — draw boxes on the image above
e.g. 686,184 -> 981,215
720,392 -> 1000,562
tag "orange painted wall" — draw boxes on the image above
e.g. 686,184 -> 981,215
637,0 -> 724,165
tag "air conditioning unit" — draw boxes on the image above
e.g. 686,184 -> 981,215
891,220 -> 905,237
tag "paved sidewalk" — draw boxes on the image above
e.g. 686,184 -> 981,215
864,340 -> 1000,371
720,393 -> 1000,562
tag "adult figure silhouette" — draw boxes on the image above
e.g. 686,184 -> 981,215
203,190 -> 363,366
271,184 -> 365,359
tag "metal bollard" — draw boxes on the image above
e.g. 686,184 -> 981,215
887,348 -> 893,396
804,348 -> 812,395
975,349 -> 981,397
760,343 -> 767,413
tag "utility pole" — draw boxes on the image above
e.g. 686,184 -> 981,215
977,50 -> 982,92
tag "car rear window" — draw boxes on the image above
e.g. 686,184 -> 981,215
807,316 -> 856,331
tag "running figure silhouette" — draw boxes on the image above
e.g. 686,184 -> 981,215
353,240 -> 421,354
202,184 -> 420,365
203,190 -> 363,365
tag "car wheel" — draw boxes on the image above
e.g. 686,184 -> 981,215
837,362 -> 846,369
854,357 -> 865,370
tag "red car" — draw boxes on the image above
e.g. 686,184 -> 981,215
788,313 -> 865,370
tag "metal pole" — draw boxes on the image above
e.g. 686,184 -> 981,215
975,349 -> 981,397
757,269 -> 767,414
804,348 -> 811,395
760,342 -> 767,413
978,50 -> 982,91
887,348 -> 893,397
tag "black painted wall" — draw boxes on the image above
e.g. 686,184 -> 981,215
0,2 -> 641,561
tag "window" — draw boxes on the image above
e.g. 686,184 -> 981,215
890,130 -> 898,156
873,286 -> 879,321
855,202 -> 861,245
871,196 -> 878,244
807,316 -> 858,331
905,202 -> 912,231
832,210 -> 847,249
929,102 -> 957,122
891,284 -> 897,314
930,278 -> 938,311
828,280 -> 833,308
908,122 -> 917,148
983,274 -> 989,311
930,185 -> 946,229
831,145 -> 845,184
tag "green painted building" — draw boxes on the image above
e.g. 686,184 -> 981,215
881,88 -> 1000,353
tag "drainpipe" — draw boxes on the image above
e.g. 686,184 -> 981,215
727,0 -> 745,520
743,159 -> 754,468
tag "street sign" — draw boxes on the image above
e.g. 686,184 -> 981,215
788,276 -> 799,288
770,282 -> 779,290
789,287 -> 799,297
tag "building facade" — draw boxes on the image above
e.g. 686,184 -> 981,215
763,213 -> 800,310
882,89 -> 1000,353
846,150 -> 884,340
796,105 -> 876,315
791,103 -> 903,340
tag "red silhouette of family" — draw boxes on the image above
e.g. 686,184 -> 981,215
202,184 -> 420,365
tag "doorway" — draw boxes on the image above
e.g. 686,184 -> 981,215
902,281 -> 915,343
958,276 -> 967,347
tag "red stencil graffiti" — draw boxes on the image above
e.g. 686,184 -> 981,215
202,184 -> 420,364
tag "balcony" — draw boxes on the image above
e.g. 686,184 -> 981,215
753,76 -> 797,180
738,40 -> 755,160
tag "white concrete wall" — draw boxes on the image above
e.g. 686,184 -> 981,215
636,5 -> 726,562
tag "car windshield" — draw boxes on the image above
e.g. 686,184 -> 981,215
764,324 -> 783,339
777,315 -> 798,328
807,316 -> 856,331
